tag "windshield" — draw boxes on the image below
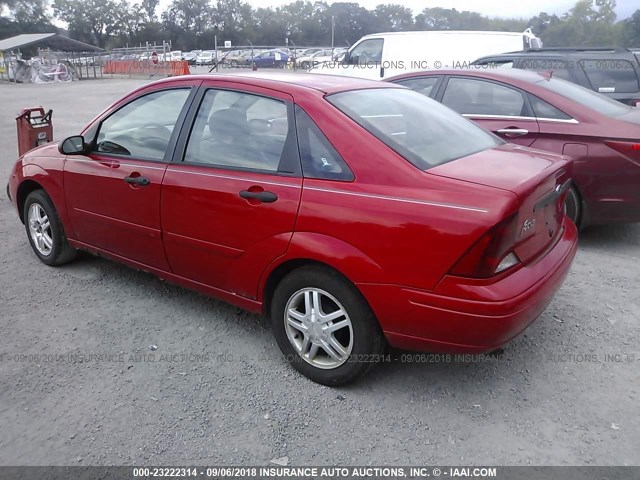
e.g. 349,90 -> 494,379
327,88 -> 503,170
535,76 -> 631,117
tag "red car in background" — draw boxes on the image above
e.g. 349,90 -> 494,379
388,68 -> 640,228
7,73 -> 577,385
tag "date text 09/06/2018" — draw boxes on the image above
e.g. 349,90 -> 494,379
131,466 -> 498,478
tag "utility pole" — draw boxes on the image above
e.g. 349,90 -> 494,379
331,15 -> 335,55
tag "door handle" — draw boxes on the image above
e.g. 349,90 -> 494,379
239,190 -> 278,203
496,128 -> 529,137
124,175 -> 150,186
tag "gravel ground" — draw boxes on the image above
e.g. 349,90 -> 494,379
0,79 -> 638,467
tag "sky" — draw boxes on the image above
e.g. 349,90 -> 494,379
156,0 -> 638,20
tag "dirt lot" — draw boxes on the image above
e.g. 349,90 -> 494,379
0,78 -> 638,466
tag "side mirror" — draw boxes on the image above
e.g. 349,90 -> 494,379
343,51 -> 352,64
59,135 -> 86,155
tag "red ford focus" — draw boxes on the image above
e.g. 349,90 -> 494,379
388,68 -> 640,228
7,73 -> 577,385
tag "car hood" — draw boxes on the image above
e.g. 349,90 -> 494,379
21,141 -> 60,159
428,143 -> 570,196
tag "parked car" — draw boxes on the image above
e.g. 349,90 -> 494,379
7,73 -> 577,385
220,49 -> 251,67
296,49 -> 334,69
253,49 -> 288,68
298,48 -> 324,57
196,51 -> 216,66
388,68 -> 640,227
310,29 -> 542,80
472,47 -> 640,106
182,52 -> 198,65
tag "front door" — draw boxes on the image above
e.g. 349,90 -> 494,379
64,87 -> 193,270
161,84 -> 302,298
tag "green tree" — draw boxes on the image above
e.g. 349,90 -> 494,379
53,0 -> 120,47
620,9 -> 640,46
373,4 -> 413,31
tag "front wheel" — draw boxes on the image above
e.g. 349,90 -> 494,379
270,265 -> 385,385
23,190 -> 77,266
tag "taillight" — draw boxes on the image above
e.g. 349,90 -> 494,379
632,99 -> 640,107
450,214 -> 521,278
605,140 -> 640,165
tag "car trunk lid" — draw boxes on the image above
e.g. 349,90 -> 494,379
430,143 -> 572,266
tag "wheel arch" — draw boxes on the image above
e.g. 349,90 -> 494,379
260,232 -> 385,316
17,179 -> 45,223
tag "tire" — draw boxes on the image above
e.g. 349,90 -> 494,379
23,190 -> 77,266
564,185 -> 582,229
270,265 -> 385,386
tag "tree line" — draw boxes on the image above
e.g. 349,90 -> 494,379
1,0 -> 639,51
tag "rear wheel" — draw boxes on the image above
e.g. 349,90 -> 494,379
23,190 -> 77,266
564,186 -> 582,228
270,265 -> 385,386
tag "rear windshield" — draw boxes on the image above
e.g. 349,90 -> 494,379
327,88 -> 502,170
580,59 -> 640,94
534,77 -> 631,117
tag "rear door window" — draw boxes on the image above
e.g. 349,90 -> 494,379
579,59 -> 640,94
441,78 -> 526,117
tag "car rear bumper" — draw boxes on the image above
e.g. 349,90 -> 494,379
357,217 -> 578,353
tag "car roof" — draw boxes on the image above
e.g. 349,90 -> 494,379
152,72 -> 401,95
477,47 -> 638,59
390,67 -> 548,84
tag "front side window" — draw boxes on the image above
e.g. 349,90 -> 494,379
328,88 -> 502,170
580,59 -> 640,94
442,78 -> 526,117
394,77 -> 439,98
348,39 -> 383,65
184,89 -> 289,172
96,88 -> 190,160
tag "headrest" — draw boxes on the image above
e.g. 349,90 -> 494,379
208,108 -> 246,140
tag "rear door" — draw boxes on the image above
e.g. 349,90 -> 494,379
160,82 -> 302,299
437,76 -> 540,147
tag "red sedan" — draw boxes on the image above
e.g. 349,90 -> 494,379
388,68 -> 640,227
7,74 -> 577,385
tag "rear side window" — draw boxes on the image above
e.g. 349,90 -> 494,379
528,95 -> 572,121
394,77 -> 439,98
328,88 -> 502,170
580,59 -> 640,94
535,77 -> 631,117
442,78 -> 525,117
295,107 -> 353,181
